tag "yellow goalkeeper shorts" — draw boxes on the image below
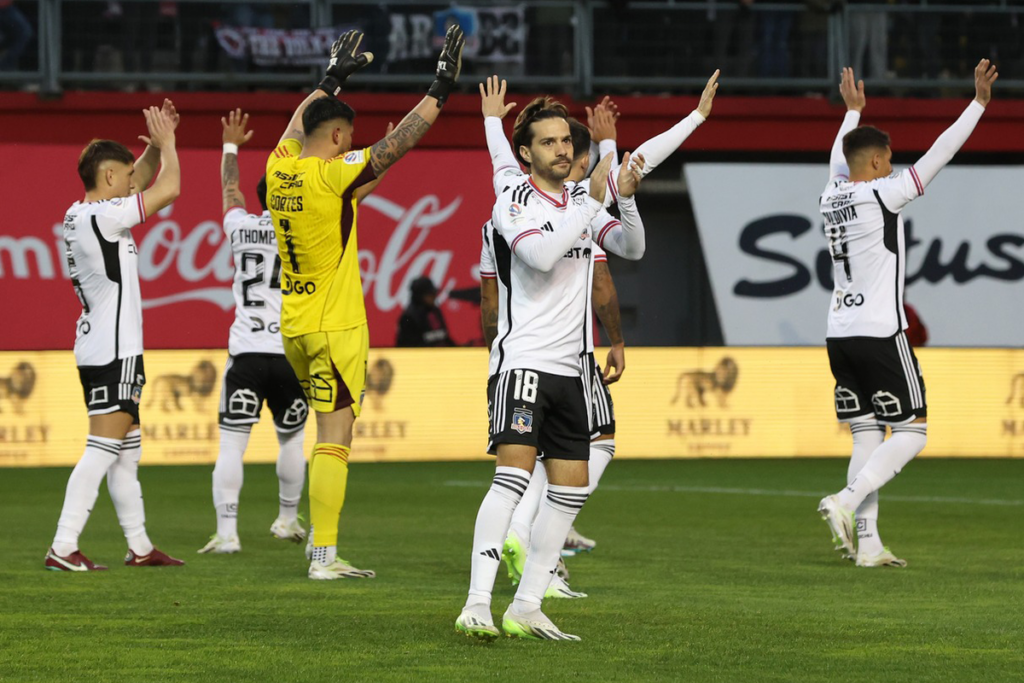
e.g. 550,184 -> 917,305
282,325 -> 368,416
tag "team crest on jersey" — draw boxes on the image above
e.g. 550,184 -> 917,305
343,151 -> 363,165
131,385 -> 143,405
110,198 -> 123,206
509,203 -> 522,217
511,407 -> 534,434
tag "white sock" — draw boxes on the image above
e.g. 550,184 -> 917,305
312,545 -> 336,565
276,429 -> 305,522
52,435 -> 121,556
465,466 -> 531,609
213,427 -> 250,539
587,439 -> 615,495
837,424 -> 927,511
508,459 -> 545,548
512,483 -> 589,614
107,429 -> 153,556
848,419 -> 885,556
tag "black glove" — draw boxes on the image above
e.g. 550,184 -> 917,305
319,30 -> 373,97
426,24 -> 465,108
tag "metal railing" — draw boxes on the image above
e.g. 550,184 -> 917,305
2,0 -> 1022,96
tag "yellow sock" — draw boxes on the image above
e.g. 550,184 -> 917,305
309,443 -> 350,548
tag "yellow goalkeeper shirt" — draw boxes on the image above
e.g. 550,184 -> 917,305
266,139 -> 377,337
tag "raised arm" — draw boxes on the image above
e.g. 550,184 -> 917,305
369,25 -> 465,177
587,96 -> 620,173
830,67 -> 865,180
592,258 -> 625,384
221,108 -> 254,214
595,153 -> 646,260
139,107 -> 180,214
134,98 -> 180,192
632,70 -> 718,178
480,75 -> 520,181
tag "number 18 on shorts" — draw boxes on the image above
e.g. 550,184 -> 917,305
486,368 -> 591,461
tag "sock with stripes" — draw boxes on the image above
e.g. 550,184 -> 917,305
847,419 -> 886,556
107,428 -> 153,556
275,429 -> 305,522
308,443 -> 350,560
511,484 -> 589,614
466,466 -> 531,608
587,439 -> 615,495
837,423 -> 927,512
508,459 -> 546,549
52,435 -> 122,557
213,426 -> 250,540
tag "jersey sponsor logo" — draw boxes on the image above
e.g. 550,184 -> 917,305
563,247 -> 591,260
271,170 -> 303,189
228,388 -> 261,417
834,293 -> 865,310
511,407 -> 534,434
835,386 -> 861,413
343,151 -> 363,165
871,391 -> 902,417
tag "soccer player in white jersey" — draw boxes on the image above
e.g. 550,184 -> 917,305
198,110 -> 311,554
456,94 -> 647,642
817,61 -> 998,566
46,102 -> 185,571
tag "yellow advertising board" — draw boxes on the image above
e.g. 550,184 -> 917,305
1,347 -> 1023,467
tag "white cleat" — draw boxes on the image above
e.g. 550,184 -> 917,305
561,526 -> 596,556
197,534 -> 241,554
502,606 -> 581,641
455,605 -> 500,641
554,557 -> 570,581
270,517 -> 307,543
817,495 -> 856,555
307,558 -> 376,580
545,573 -> 587,599
305,527 -> 314,560
855,548 -> 908,568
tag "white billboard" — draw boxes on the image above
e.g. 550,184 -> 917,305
685,164 -> 1024,346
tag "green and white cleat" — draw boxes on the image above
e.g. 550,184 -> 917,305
197,534 -> 241,554
455,605 -> 500,641
502,606 -> 581,641
270,517 -> 306,543
554,557 -> 570,581
856,547 -> 907,568
817,495 -> 856,555
502,530 -> 527,586
307,558 -> 376,580
305,526 -> 314,560
561,526 -> 596,556
545,573 -> 587,600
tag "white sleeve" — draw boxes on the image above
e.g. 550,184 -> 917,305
479,222 -> 496,279
829,110 -> 861,181
494,194 -> 603,273
632,110 -> 706,178
223,207 -> 247,239
593,196 -> 645,261
485,116 -> 524,197
93,194 -> 147,239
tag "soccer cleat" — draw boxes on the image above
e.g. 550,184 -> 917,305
305,526 -> 314,560
561,526 -> 596,556
817,495 -> 856,555
502,529 -> 527,586
554,557 -> 570,581
125,548 -> 185,567
270,517 -> 307,543
307,558 -> 376,580
856,547 -> 908,568
455,605 -> 500,641
545,574 -> 587,600
197,534 -> 241,554
502,606 -> 581,641
44,548 -> 108,572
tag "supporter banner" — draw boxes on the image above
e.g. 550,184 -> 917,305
214,27 -> 356,67
387,5 -> 525,64
685,164 -> 1024,346
2,348 -> 1023,467
0,145 -> 494,351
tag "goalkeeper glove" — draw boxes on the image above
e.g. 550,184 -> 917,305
426,24 -> 465,107
319,30 -> 374,97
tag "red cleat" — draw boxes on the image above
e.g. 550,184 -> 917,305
45,548 -> 108,572
125,548 -> 185,567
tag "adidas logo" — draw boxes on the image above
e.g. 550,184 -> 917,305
479,548 -> 501,561
540,222 -> 553,232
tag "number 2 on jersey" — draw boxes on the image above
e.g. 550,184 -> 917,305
240,252 -> 282,308
513,370 -> 539,403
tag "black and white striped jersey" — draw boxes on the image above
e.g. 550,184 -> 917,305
224,208 -> 285,356
63,196 -> 147,367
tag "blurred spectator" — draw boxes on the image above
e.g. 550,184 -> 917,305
396,277 -> 455,348
797,0 -> 832,79
848,0 -> 888,78
711,0 -> 755,78
0,0 -> 33,70
758,0 -> 795,77
904,303 -> 928,347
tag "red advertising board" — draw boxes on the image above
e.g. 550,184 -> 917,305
1,145 -> 495,350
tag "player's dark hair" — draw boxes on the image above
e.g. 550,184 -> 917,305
302,97 -> 356,137
568,118 -> 591,163
843,125 -> 891,162
512,96 -> 570,166
77,139 -> 135,191
256,175 -> 268,212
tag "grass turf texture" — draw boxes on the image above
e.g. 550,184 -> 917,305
1,459 -> 1022,682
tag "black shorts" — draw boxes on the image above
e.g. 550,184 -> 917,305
827,331 -> 927,425
584,352 -> 616,438
78,354 -> 146,422
487,368 -> 591,461
219,353 -> 309,433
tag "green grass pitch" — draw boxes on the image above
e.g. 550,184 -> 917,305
1,458 -> 1022,682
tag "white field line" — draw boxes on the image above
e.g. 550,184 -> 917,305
442,480 -> 1024,507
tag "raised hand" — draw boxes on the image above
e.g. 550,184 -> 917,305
161,98 -> 180,131
323,29 -> 373,92
697,69 -> 720,119
616,152 -> 645,199
221,108 -> 254,146
140,106 -> 176,150
588,154 -> 613,205
588,106 -> 618,142
479,75 -> 517,119
427,24 -> 466,107
974,58 -> 998,107
839,67 -> 865,113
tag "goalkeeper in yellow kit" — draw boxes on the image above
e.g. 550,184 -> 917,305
267,27 -> 465,579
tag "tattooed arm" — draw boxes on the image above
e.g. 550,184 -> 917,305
369,98 -> 443,177
221,108 -> 254,214
593,259 -> 626,384
481,276 -> 499,351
